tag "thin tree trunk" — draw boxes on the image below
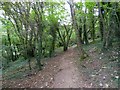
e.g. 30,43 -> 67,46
98,4 -> 104,41
63,43 -> 68,51
106,3 -> 117,48
98,2 -> 107,50
28,58 -> 32,70
78,27 -> 83,44
68,1 -> 87,59
6,27 -> 14,61
83,11 -> 88,44
100,19 -> 104,41
49,26 -> 56,57
91,11 -> 95,42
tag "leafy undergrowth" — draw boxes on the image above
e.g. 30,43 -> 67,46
3,58 -> 39,81
78,41 -> 119,88
2,46 -> 64,81
2,47 -> 65,88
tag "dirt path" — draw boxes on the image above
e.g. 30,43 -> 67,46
3,47 -> 88,88
50,47 -> 88,88
3,45 -> 118,88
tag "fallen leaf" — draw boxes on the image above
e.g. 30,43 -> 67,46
91,75 -> 95,77
115,76 -> 119,79
40,86 -> 43,88
105,84 -> 109,88
45,82 -> 48,86
103,76 -> 106,80
99,82 -> 103,87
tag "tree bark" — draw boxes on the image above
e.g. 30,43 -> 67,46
98,4 -> 104,41
91,10 -> 95,42
6,22 -> 14,61
83,9 -> 88,45
49,26 -> 56,57
98,2 -> 107,50
68,1 -> 87,59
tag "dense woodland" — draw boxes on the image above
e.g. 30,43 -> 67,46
0,1 -> 120,88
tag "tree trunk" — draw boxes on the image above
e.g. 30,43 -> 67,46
49,36 -> 56,57
99,19 -> 104,41
83,13 -> 88,44
6,27 -> 14,61
36,37 -> 42,70
98,5 -> 104,41
68,1 -> 87,59
63,43 -> 68,51
91,12 -> 95,42
28,58 -> 32,70
106,3 -> 117,48
98,2 -> 107,50
78,27 -> 83,44
49,26 -> 56,57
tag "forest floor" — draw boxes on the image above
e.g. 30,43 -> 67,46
2,42 -> 119,88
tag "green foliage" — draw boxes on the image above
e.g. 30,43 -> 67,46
1,2 -> 119,83
85,2 -> 95,9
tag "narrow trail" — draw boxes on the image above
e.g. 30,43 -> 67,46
3,45 -> 118,88
51,47 -> 88,88
3,47 -> 90,88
